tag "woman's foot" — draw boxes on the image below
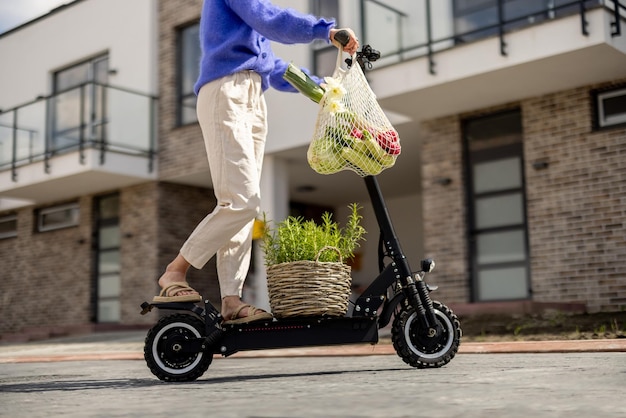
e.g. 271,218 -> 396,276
222,296 -> 273,324
152,281 -> 203,303
153,254 -> 202,302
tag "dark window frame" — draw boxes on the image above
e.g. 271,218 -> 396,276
51,54 -> 109,153
462,108 -> 532,302
593,86 -> 626,130
92,193 -> 121,324
176,21 -> 201,127
0,214 -> 18,239
36,202 -> 80,232
311,0 -> 341,76
452,0 -> 590,43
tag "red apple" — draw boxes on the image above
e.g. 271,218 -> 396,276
376,130 -> 401,155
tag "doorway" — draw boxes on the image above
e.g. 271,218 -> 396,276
464,110 -> 530,301
93,193 -> 121,322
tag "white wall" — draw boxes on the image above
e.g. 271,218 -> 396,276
0,0 -> 158,110
335,192 -> 423,287
265,0 -> 323,154
264,0 -> 362,154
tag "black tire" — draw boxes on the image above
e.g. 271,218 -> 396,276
391,301 -> 461,368
144,314 -> 212,382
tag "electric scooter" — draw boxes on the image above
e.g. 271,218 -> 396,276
139,35 -> 462,382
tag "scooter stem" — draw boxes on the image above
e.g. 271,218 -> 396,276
363,175 -> 438,332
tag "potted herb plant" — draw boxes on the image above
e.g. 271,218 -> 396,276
262,203 -> 366,318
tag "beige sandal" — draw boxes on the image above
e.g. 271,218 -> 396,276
223,304 -> 273,324
152,281 -> 203,303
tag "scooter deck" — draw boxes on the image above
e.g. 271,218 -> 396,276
216,316 -> 379,356
141,301 -> 379,357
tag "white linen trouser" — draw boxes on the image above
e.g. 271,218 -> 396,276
180,71 -> 267,298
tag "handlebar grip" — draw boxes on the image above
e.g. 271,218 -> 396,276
333,30 -> 350,47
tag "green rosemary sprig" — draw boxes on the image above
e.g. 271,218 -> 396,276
262,203 -> 366,265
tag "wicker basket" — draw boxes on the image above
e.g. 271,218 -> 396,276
266,246 -> 352,318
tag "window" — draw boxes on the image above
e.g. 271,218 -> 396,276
52,55 -> 109,152
178,23 -> 201,125
597,88 -> 626,128
453,0 -> 585,43
37,203 -> 80,232
0,215 -> 17,239
312,0 -> 339,20
312,0 -> 340,76
454,0 -> 499,41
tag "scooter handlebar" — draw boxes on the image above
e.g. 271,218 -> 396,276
333,29 -> 351,47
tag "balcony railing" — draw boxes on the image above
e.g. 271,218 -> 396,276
0,82 -> 157,182
358,0 -> 625,74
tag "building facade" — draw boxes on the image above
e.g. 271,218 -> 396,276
0,0 -> 624,340
364,0 -> 626,313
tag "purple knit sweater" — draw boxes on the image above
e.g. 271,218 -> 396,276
193,0 -> 335,94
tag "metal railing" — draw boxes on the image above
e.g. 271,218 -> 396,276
0,82 -> 157,182
359,0 -> 625,74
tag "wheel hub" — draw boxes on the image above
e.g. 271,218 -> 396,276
157,329 -> 199,369
409,319 -> 447,354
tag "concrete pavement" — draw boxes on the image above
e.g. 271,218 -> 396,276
0,330 -> 624,363
3,352 -> 625,418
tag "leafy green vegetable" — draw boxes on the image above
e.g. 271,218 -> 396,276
283,63 -> 325,103
308,136 -> 346,173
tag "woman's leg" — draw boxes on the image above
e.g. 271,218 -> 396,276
180,72 -> 263,270
157,72 -> 268,320
217,76 -> 268,320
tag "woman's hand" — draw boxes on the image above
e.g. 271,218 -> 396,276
330,28 -> 359,55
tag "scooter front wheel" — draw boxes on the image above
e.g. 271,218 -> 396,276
391,301 -> 461,368
144,314 -> 213,381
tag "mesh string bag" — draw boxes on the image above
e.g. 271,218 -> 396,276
307,51 -> 401,177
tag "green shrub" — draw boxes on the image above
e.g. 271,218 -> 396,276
262,203 -> 366,265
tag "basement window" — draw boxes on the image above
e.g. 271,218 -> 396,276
597,88 -> 626,128
0,215 -> 17,239
37,203 -> 80,232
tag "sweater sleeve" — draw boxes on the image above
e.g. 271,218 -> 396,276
269,57 -> 324,92
225,0 -> 335,44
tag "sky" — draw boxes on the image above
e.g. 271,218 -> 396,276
0,0 -> 70,34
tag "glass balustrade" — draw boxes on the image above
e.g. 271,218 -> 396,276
0,82 -> 156,175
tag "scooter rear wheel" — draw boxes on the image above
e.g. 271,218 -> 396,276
144,314 -> 212,381
391,301 -> 461,368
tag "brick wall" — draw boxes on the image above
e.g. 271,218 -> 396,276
156,182 -> 221,307
523,81 -> 626,312
0,179 -> 221,338
0,197 -> 92,336
116,180 -> 221,325
158,0 -> 208,180
420,115 -> 470,304
420,81 -> 626,312
119,183 -> 160,325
